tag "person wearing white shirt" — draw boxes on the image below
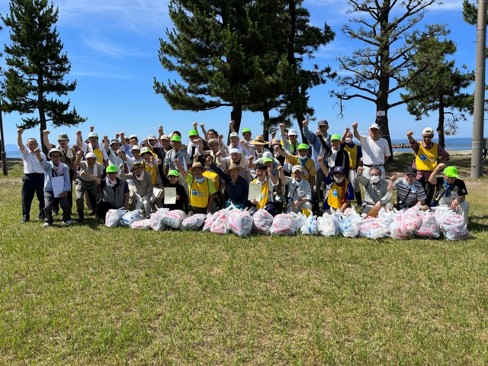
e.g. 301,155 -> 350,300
352,122 -> 390,177
18,128 -> 46,223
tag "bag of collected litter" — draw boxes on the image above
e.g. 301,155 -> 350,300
130,219 -> 151,230
317,213 -> 339,237
161,209 -> 187,229
228,210 -> 253,237
389,220 -> 411,240
436,209 -> 469,240
358,217 -> 385,239
415,212 -> 441,239
270,214 -> 296,235
120,210 -> 144,227
181,214 -> 206,231
149,208 -> 168,231
378,208 -> 397,235
202,213 -> 214,232
252,209 -> 274,235
300,215 -> 318,235
210,209 -> 229,235
105,209 -> 126,228
339,211 -> 362,238
291,212 -> 307,233
397,206 -> 423,234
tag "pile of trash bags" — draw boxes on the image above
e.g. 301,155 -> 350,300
104,205 -> 469,240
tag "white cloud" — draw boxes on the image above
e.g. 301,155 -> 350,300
81,35 -> 153,58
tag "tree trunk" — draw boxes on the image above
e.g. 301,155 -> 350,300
262,109 -> 270,141
38,75 -> 48,155
437,96 -> 445,148
228,104 -> 243,144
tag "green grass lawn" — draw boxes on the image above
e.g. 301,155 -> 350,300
1,156 -> 488,365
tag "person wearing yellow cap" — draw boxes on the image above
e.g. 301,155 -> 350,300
428,163 -> 469,221
406,127 -> 450,205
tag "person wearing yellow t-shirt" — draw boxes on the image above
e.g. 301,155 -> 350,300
175,158 -> 216,214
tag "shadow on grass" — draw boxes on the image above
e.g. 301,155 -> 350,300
468,215 -> 488,232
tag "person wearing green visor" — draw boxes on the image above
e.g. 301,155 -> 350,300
428,163 -> 469,221
161,169 -> 188,212
187,125 -> 209,164
164,134 -> 191,194
95,165 -> 129,222
276,143 -> 316,188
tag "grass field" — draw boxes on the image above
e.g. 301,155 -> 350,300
1,155 -> 487,365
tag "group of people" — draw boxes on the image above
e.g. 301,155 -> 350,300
17,119 -> 469,227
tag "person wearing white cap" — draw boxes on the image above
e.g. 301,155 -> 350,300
35,148 -> 73,227
406,127 -> 449,205
351,122 -> 390,177
218,147 -> 252,182
74,150 -> 104,222
279,123 -> 300,156
125,145 -> 144,170
279,165 -> 312,214
76,129 -> 109,167
227,131 -> 244,155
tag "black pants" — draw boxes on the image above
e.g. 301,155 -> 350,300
418,175 -> 435,205
21,173 -> 45,219
95,201 -> 118,223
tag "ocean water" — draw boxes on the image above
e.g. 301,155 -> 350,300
3,137 -> 480,159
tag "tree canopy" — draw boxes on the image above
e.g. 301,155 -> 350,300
2,0 -> 85,152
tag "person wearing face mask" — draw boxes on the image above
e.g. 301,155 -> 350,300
355,166 -> 392,216
319,133 -> 350,177
121,161 -> 154,216
391,167 -> 428,210
317,157 -> 355,214
351,122 -> 390,177
279,165 -> 313,214
36,148 -> 73,227
276,143 -> 316,189
428,163 -> 469,221
175,158 -> 217,214
96,165 -> 130,222
247,164 -> 280,216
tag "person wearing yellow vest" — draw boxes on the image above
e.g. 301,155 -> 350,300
140,147 -> 161,187
175,158 -> 217,214
247,163 -> 279,216
317,156 -> 355,214
276,143 -> 316,191
341,127 -> 363,206
407,127 -> 449,205
76,130 -> 109,167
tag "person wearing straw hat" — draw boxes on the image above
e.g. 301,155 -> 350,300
406,127 -> 450,205
122,161 -> 154,216
175,158 -> 217,214
249,134 -> 270,161
206,155 -> 249,209
74,150 -> 104,222
428,163 -> 469,221
35,148 -> 73,227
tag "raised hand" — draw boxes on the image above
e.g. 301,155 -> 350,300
302,120 -> 308,127
352,122 -> 359,129
43,129 -> 50,135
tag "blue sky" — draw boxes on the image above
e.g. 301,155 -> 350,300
0,0 -> 479,145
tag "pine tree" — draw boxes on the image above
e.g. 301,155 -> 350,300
2,0 -> 85,153
401,34 -> 474,148
332,0 -> 446,155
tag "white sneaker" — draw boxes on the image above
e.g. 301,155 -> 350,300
42,222 -> 52,228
